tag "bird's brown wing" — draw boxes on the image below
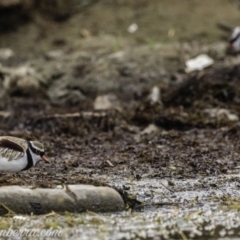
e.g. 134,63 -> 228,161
0,137 -> 26,161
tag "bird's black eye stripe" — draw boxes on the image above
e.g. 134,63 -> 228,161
28,141 -> 44,156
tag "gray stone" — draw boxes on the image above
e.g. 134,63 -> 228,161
0,185 -> 124,215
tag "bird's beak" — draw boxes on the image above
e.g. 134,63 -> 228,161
41,155 -> 49,162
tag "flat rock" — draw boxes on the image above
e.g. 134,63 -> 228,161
0,185 -> 124,215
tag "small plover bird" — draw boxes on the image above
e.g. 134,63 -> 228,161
228,26 -> 240,53
0,136 -> 48,172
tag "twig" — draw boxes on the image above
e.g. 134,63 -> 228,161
151,190 -> 174,203
0,203 -> 16,216
159,182 -> 174,193
44,211 -> 57,218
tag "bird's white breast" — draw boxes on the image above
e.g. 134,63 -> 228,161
0,154 -> 27,172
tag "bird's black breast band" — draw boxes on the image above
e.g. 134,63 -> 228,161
21,141 -> 33,171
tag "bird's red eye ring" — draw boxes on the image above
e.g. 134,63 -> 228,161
36,150 -> 40,155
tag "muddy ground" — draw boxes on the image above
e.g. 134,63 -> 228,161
1,0 -> 240,239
